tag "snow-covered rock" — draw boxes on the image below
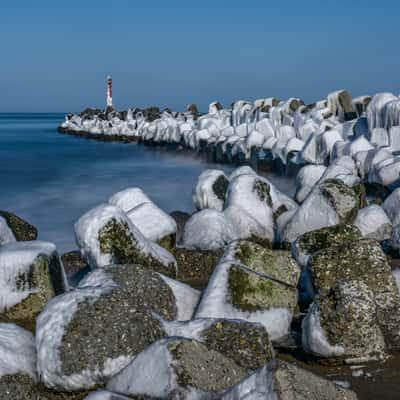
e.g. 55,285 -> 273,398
107,338 -> 247,399
224,173 -> 274,243
382,188 -> 400,226
126,201 -> 177,247
303,236 -> 400,360
195,241 -> 300,340
108,187 -> 151,212
0,241 -> 67,326
366,92 -> 399,130
0,323 -> 40,398
193,169 -> 229,212
283,178 -> 363,243
0,323 -> 36,380
354,204 -> 392,241
162,318 -> 274,372
221,359 -> 358,400
37,264 -> 199,391
75,203 -> 177,276
182,209 -> 237,251
294,165 -> 327,203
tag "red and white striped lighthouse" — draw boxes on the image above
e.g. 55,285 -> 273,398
106,75 -> 113,108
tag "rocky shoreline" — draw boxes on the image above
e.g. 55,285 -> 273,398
1,159 -> 400,398
1,90 -> 400,399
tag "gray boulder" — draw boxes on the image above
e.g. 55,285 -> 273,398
107,338 -> 247,399
37,264 -> 200,392
221,359 -> 358,400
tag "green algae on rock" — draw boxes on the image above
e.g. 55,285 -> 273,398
0,242 -> 67,331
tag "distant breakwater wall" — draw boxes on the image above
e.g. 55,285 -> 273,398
58,89 -> 400,191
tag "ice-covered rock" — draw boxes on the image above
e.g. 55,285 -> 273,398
75,203 -> 177,276
369,127 -> 389,148
224,173 -> 274,243
195,241 -> 300,340
107,337 -> 247,399
0,323 -> 41,399
382,188 -> 400,226
303,237 -> 400,359
182,209 -> 237,251
367,92 -> 398,130
0,211 -> 37,242
108,187 -> 151,212
294,165 -> 327,203
303,280 -> 387,361
162,318 -> 274,372
126,201 -> 177,249
0,323 -> 36,379
0,241 -> 67,327
283,178 -> 363,243
221,359 -> 358,400
37,264 -> 199,391
193,169 -> 229,212
327,89 -> 356,122
354,204 -> 392,241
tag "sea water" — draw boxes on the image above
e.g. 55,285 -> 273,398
0,113 -> 295,252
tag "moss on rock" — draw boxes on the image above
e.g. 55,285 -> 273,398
212,175 -> 229,201
228,264 -> 298,312
232,240 -> 300,287
98,218 -> 175,277
253,179 -> 273,207
1,253 -> 65,331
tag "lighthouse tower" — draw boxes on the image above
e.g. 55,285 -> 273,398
106,75 -> 113,108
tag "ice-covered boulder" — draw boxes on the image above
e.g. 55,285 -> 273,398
0,241 -> 67,328
327,89 -> 356,122
367,92 -> 399,130
107,338 -> 247,399
354,204 -> 392,241
182,209 -> 237,251
162,318 -> 274,372
283,178 -> 364,243
369,127 -> 389,147
126,201 -> 177,249
221,359 -> 358,400
195,241 -> 300,340
108,187 -> 151,212
0,323 -> 40,399
37,264 -> 199,391
382,188 -> 400,226
302,279 -> 386,361
224,173 -> 274,243
0,211 -> 37,242
294,165 -> 327,203
303,237 -> 400,359
75,203 -> 177,276
193,169 -> 229,212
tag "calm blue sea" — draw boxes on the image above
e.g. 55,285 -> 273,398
0,113 -> 295,253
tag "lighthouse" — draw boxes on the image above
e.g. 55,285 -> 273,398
106,75 -> 113,108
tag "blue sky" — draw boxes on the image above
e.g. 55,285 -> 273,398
0,1 -> 399,112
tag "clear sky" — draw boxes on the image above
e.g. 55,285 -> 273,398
0,0 -> 399,112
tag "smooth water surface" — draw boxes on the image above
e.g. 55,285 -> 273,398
0,113 -> 295,252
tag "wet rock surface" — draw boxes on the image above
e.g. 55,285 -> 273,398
0,211 -> 38,242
